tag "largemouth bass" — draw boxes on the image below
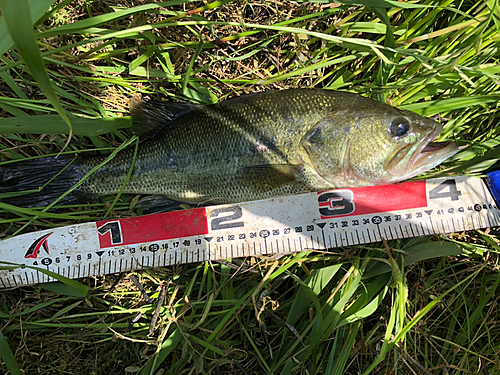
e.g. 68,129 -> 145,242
0,89 -> 457,207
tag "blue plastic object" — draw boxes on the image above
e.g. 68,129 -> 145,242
486,171 -> 500,203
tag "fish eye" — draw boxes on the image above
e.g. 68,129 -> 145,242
389,117 -> 411,138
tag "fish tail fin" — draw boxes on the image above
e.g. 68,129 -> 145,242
0,156 -> 94,208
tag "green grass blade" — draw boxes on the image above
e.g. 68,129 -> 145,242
36,1 -> 182,38
0,71 -> 28,100
0,330 -> 20,375
0,262 -> 89,297
286,264 -> 342,326
298,263 -> 363,362
401,95 -> 500,116
299,0 -> 431,8
328,321 -> 361,375
338,274 -> 390,326
140,326 -> 185,375
0,115 -> 131,135
181,40 -> 204,97
39,282 -> 88,298
104,137 -> 139,217
373,7 -> 395,101
0,0 -> 72,132
0,0 -> 55,56
364,241 -> 464,278
129,45 -> 157,73
487,0 -> 500,35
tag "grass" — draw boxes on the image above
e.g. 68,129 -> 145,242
0,0 -> 499,374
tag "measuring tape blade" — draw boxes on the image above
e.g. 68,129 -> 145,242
1,175 -> 500,288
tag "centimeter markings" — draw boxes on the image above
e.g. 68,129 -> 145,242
1,176 -> 500,288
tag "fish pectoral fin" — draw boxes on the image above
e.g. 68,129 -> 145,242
129,94 -> 198,138
236,164 -> 303,190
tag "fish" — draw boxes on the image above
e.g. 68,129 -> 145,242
0,89 -> 458,208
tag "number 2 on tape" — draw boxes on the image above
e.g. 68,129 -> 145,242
210,206 -> 244,230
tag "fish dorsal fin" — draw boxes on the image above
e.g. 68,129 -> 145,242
129,94 -> 197,138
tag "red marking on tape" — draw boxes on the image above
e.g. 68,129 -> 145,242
318,181 -> 427,219
24,232 -> 52,259
97,208 -> 208,248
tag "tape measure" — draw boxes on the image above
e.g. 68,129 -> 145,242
2,174 -> 500,288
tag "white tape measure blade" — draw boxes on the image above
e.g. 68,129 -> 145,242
1,175 -> 499,288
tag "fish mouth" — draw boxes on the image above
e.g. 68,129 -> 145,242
387,129 -> 458,179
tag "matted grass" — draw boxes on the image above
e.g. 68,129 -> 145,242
0,0 -> 499,374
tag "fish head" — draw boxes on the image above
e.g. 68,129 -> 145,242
301,99 -> 458,187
